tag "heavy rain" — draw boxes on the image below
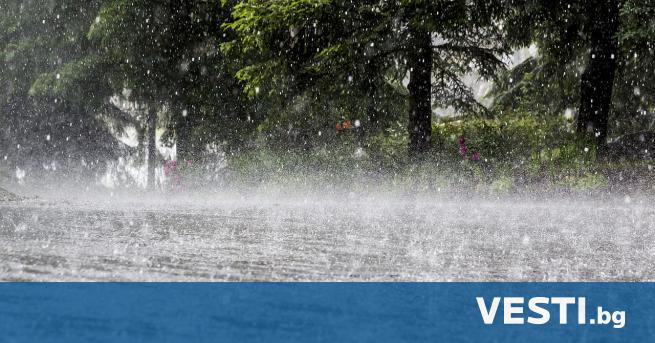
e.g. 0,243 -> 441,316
1,0 -> 654,281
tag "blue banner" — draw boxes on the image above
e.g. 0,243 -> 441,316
0,283 -> 652,342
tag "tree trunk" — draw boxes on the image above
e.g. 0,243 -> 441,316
361,62 -> 381,134
146,106 -> 157,190
407,26 -> 433,158
176,110 -> 192,163
577,0 -> 619,156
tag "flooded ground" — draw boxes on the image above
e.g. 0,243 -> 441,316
1,191 -> 654,281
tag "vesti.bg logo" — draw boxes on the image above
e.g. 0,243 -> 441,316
476,297 -> 626,328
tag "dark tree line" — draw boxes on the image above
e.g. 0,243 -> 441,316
497,0 -> 653,152
1,0 -> 653,185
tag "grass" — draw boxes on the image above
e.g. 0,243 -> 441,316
222,114 -> 655,195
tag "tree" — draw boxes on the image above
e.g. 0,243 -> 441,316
494,0 -> 652,156
616,0 -> 655,134
87,0 -> 190,189
31,0 -> 256,189
226,0 -> 508,157
89,0 -> 259,184
576,0 -> 620,154
0,0 -> 120,181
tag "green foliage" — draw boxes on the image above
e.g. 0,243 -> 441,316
45,0 -> 258,155
494,0 -> 655,137
489,175 -> 515,194
614,0 -> 655,134
431,114 -> 599,186
573,173 -> 609,192
225,112 -> 613,193
224,0 -> 511,144
367,122 -> 410,170
1,0 -> 653,190
0,0 -> 117,174
488,57 -> 582,116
